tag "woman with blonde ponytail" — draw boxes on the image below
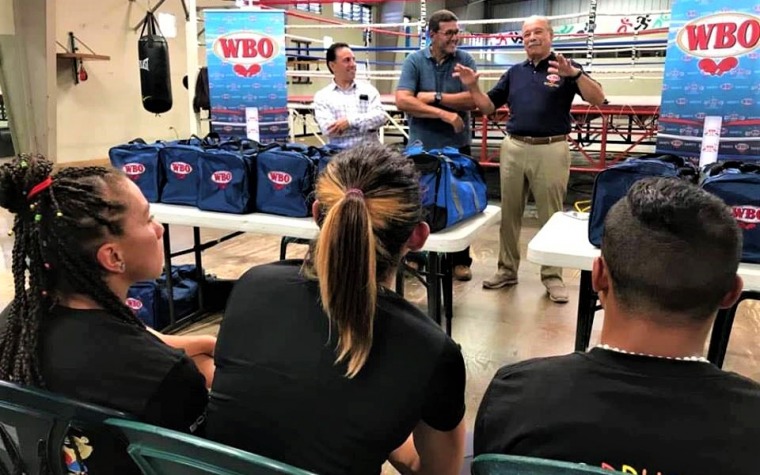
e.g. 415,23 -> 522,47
207,143 -> 466,475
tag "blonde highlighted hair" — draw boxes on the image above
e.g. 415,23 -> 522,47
313,144 -> 422,378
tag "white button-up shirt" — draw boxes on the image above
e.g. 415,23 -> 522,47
312,80 -> 387,149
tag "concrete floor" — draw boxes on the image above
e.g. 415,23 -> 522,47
1,206 -> 758,474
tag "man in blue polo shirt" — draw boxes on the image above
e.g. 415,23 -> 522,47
454,15 -> 605,302
395,9 -> 478,281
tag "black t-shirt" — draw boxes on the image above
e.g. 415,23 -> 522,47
0,306 -> 209,474
206,260 -> 466,475
475,348 -> 760,475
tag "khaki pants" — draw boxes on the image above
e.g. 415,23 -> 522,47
497,135 -> 570,283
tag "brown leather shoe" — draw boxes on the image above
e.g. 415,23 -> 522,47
482,272 -> 518,289
544,279 -> 569,303
453,265 -> 472,281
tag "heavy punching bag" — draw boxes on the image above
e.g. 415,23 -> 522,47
138,12 -> 172,114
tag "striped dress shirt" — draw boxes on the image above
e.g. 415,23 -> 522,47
312,80 -> 387,149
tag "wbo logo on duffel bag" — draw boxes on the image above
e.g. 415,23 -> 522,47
701,160 -> 760,263
267,170 -> 293,190
109,138 -> 165,203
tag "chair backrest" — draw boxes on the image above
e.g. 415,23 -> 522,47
105,418 -> 318,475
471,454 -> 617,475
0,379 -> 131,475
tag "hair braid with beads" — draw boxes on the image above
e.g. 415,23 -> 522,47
0,154 -> 145,387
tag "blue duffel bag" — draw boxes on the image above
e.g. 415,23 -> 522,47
160,136 -> 205,206
255,144 -> 319,217
701,161 -> 760,263
126,265 -> 200,330
588,154 -> 697,247
126,281 -> 161,328
405,144 -> 487,233
197,142 -> 258,214
109,138 -> 165,202
315,144 -> 345,175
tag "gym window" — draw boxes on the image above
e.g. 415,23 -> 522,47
333,2 -> 372,24
295,3 -> 322,14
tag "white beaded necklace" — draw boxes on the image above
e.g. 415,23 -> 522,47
595,344 -> 710,364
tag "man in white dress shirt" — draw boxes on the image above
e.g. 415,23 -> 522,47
312,43 -> 387,149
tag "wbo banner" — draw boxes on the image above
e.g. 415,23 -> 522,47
205,9 -> 288,142
656,1 -> 760,162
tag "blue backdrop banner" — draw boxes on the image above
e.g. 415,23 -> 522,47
656,1 -> 760,162
205,9 -> 288,143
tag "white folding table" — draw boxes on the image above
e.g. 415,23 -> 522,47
151,203 -> 501,335
527,211 -> 760,367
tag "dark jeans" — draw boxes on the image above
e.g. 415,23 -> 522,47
407,145 -> 473,268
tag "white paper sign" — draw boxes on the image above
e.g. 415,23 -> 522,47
699,115 -> 722,167
246,107 -> 260,142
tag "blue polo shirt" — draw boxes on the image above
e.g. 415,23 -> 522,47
397,48 -> 477,149
487,52 -> 585,137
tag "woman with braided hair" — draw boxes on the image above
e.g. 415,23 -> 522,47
0,154 -> 210,471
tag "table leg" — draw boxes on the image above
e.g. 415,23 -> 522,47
575,270 -> 596,351
707,290 -> 760,368
162,224 -> 176,326
193,227 -> 205,312
395,266 -> 405,297
426,252 -> 442,326
441,253 -> 454,336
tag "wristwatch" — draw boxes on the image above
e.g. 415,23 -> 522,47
434,92 -> 443,105
569,69 -> 583,81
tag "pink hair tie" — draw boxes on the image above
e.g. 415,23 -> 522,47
345,188 -> 364,198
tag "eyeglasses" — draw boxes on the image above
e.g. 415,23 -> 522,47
438,29 -> 460,37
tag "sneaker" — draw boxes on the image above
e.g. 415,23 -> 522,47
405,260 -> 420,272
482,272 -> 518,289
453,265 -> 472,281
544,279 -> 569,303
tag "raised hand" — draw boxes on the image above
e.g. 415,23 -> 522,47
548,53 -> 580,77
452,63 -> 481,89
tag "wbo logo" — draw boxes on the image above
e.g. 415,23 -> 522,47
677,12 -> 760,76
213,31 -> 279,78
122,163 -> 146,180
126,298 -> 143,312
268,171 -> 292,190
544,73 -> 561,88
170,162 -> 193,179
733,205 -> 760,229
211,171 -> 233,189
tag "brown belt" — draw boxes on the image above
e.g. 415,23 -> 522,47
509,134 -> 567,145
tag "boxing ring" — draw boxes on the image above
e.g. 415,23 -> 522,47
287,94 -> 661,172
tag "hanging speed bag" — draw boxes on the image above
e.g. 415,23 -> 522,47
138,12 -> 172,114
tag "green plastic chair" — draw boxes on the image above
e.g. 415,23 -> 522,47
105,418 -> 318,475
472,454 -> 618,474
0,379 -> 132,475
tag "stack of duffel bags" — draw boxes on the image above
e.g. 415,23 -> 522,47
109,134 -> 341,217
586,154 -> 760,264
